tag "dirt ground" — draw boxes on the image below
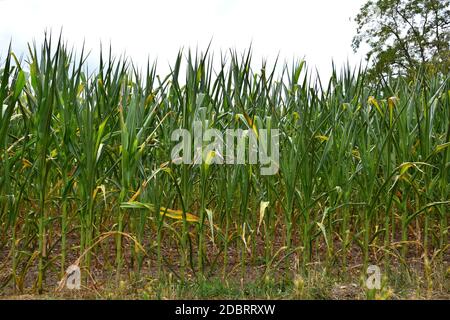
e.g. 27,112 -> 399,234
1,225 -> 449,300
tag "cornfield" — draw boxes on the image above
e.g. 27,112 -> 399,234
0,37 -> 448,298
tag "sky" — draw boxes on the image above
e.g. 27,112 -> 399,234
0,0 -> 369,79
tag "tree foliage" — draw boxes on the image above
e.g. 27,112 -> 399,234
353,0 -> 450,78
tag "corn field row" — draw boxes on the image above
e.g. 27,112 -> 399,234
0,38 -> 448,294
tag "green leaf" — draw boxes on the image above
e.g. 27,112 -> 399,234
13,70 -> 25,100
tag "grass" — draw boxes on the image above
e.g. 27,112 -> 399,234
0,35 -> 448,299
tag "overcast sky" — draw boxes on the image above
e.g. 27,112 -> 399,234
0,0 -> 368,79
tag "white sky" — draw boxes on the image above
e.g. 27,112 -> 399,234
0,0 -> 368,79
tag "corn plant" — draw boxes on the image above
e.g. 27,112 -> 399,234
0,35 -> 448,296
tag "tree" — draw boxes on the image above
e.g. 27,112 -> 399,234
353,0 -> 450,78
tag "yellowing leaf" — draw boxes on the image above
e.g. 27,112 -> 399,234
316,222 -> 329,249
315,135 -> 329,142
121,201 -> 199,223
145,94 -> 154,106
22,158 -> 32,169
77,83 -> 85,97
92,185 -> 106,204
399,162 -> 414,176
129,187 -> 141,202
160,208 -> 199,222
368,96 -> 383,115
204,150 -> 216,165
258,201 -> 269,234
243,112 -> 259,138
434,142 -> 450,154
388,96 -> 398,109
352,149 -> 360,160
50,148 -> 58,158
